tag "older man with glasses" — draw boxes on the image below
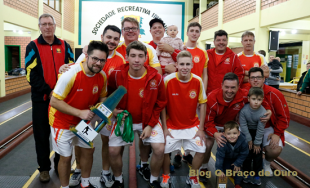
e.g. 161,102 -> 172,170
25,13 -> 74,182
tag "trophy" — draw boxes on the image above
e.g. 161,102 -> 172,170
70,86 -> 127,148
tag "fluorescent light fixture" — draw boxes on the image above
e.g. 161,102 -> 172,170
13,30 -> 16,33
280,31 -> 286,36
18,30 -> 23,34
291,30 -> 297,34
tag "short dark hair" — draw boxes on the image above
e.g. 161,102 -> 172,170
307,61 -> 310,65
187,22 -> 201,32
87,41 -> 109,57
149,18 -> 165,29
214,30 -> 228,40
258,50 -> 266,57
248,87 -> 264,98
222,72 -> 239,85
224,121 -> 239,132
126,41 -> 147,56
248,67 -> 264,78
102,25 -> 121,38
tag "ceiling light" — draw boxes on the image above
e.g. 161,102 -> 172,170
280,31 -> 286,36
18,30 -> 23,34
291,30 -> 297,34
13,30 -> 16,33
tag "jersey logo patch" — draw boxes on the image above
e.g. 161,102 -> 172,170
194,56 -> 200,63
151,130 -> 158,137
233,103 -> 241,110
150,79 -> 157,88
56,48 -> 61,53
254,62 -> 259,67
108,67 -> 115,75
93,85 -> 99,94
196,140 -> 203,146
139,88 -> 144,98
224,58 -> 230,64
189,90 -> 197,99
106,124 -> 112,131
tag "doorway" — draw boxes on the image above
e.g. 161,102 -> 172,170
5,45 -> 21,72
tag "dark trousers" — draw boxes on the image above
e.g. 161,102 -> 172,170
243,129 -> 262,176
32,100 -> 59,172
223,158 -> 243,185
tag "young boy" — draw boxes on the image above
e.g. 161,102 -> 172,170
215,121 -> 249,188
156,25 -> 184,77
239,87 -> 266,185
161,51 -> 207,188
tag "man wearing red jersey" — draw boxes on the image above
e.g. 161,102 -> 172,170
108,41 -> 166,188
237,31 -> 269,89
200,73 -> 271,183
49,41 -> 109,188
60,25 -> 125,187
248,67 -> 289,177
117,17 -> 162,74
206,30 -> 244,94
161,51 -> 207,188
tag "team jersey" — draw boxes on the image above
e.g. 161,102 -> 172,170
49,62 -> 108,129
187,46 -> 208,77
127,70 -> 147,123
75,50 -> 125,79
238,51 -> 267,88
116,41 -> 160,68
164,73 -> 207,129
215,52 -> 224,66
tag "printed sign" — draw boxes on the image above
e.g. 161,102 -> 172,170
75,121 -> 98,141
98,103 -> 113,118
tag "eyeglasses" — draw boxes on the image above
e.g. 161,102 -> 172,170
123,27 -> 138,32
40,23 -> 55,27
250,76 -> 263,80
90,56 -> 106,64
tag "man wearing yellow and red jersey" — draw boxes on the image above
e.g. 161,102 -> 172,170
238,31 -> 269,89
108,41 -> 166,187
49,41 -> 108,188
207,30 -> 244,94
116,17 -> 162,74
161,51 -> 207,188
60,25 -> 125,187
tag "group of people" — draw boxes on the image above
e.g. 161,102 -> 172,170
25,13 -> 290,188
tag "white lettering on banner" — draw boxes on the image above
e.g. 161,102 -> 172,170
218,184 -> 226,188
75,121 -> 98,141
98,104 -> 112,118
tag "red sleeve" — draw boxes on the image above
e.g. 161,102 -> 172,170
147,75 -> 167,127
204,100 -> 218,137
171,49 -> 181,62
233,55 -> 245,88
270,92 -> 290,138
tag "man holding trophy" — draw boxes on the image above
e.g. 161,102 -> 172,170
49,41 -> 109,188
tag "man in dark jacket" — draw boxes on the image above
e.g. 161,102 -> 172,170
297,62 -> 310,93
215,121 -> 249,188
25,13 -> 74,182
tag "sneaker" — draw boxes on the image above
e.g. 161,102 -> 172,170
111,179 -> 124,188
182,154 -> 193,166
243,175 -> 253,184
263,163 -> 273,177
149,180 -> 161,188
139,164 -> 151,181
100,172 -> 114,187
69,171 -> 81,187
186,175 -> 201,188
80,183 -> 97,188
235,185 -> 241,188
39,171 -> 50,183
160,174 -> 171,188
252,176 -> 262,185
198,168 -> 208,183
173,154 -> 182,168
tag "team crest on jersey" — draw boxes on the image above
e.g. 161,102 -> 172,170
56,48 -> 61,53
194,56 -> 200,63
254,62 -> 259,67
92,85 -> 99,94
139,88 -> 144,98
106,124 -> 112,131
108,67 -> 115,75
189,90 -> 197,99
233,103 -> 241,110
224,58 -> 230,64
196,140 -> 203,146
150,79 -> 157,88
151,130 -> 158,137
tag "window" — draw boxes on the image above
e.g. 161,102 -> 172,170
44,0 -> 61,13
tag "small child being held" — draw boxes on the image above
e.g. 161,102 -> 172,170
215,121 -> 249,188
239,87 -> 266,185
156,25 -> 184,76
